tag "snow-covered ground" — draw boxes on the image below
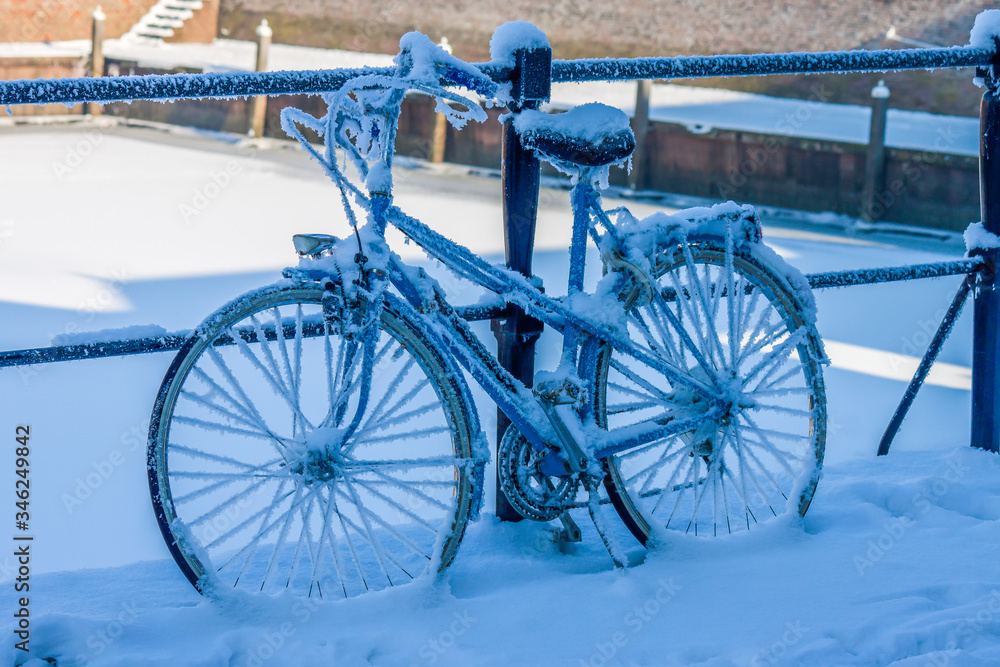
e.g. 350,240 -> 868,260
0,122 -> 993,666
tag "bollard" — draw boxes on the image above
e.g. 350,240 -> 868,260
972,47 -> 1000,454
87,6 -> 105,116
860,79 -> 889,221
491,43 -> 551,520
627,79 -> 651,191
430,37 -> 452,163
249,19 -> 272,138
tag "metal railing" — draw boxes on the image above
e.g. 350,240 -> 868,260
1,34 -> 998,518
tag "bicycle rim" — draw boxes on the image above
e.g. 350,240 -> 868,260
148,284 -> 478,598
589,238 -> 826,545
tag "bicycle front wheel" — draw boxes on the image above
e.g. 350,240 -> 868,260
585,235 -> 826,544
148,283 -> 480,598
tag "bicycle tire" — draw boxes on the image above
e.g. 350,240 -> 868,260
582,235 -> 826,545
148,283 -> 480,598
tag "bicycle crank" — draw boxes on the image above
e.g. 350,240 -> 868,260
498,426 -> 582,523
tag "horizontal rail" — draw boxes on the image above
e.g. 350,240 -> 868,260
551,46 -> 993,83
1,259 -> 982,368
0,46 -> 991,107
0,302 -> 511,368
0,333 -> 191,367
805,258 -> 982,289
0,66 -> 392,106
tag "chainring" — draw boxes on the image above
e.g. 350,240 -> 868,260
498,426 -> 581,522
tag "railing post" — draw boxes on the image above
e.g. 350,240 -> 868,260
860,80 -> 889,221
628,79 -> 651,191
430,37 -> 452,163
87,6 -> 105,116
249,19 -> 272,138
972,48 -> 1000,454
491,43 -> 551,520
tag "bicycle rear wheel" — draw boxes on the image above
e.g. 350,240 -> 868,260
148,283 -> 480,598
584,235 -> 826,544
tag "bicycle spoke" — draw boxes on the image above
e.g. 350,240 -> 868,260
334,482 -> 434,563
338,474 -> 395,586
172,414 -> 294,446
170,443 -> 273,470
178,387 -> 274,439
232,326 -> 315,432
308,484 -> 347,598
173,457 -> 283,505
741,327 -> 806,389
191,361 -> 277,446
348,476 -> 440,534
184,472 -> 283,529
257,481 -> 306,590
350,425 -> 451,446
662,454 -> 698,528
633,439 -> 689,496
325,486 -> 371,592
362,467 -> 452,511
235,477 -> 292,586
609,357 -> 678,404
352,400 -> 441,440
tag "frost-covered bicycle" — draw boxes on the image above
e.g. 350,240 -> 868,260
146,26 -> 827,599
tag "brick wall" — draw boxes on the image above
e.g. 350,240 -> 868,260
0,0 -> 160,42
166,0 -> 220,44
220,0 -> 996,59
0,56 -> 86,114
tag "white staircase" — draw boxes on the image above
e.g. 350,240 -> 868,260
125,0 -> 204,42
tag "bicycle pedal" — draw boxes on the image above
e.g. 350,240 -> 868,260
558,511 -> 582,544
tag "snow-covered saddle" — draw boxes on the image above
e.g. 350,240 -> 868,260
513,102 -> 635,168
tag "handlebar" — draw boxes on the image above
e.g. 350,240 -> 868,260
440,63 -> 501,101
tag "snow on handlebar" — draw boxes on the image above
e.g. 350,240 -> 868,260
397,31 -> 506,104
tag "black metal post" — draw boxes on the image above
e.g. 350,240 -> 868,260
491,44 -> 551,520
972,47 -> 1000,454
627,79 -> 651,191
861,80 -> 889,222
878,275 -> 972,456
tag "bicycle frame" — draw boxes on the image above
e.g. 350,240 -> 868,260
278,50 -> 741,472
301,181 -> 733,468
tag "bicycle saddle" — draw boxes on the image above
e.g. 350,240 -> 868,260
514,102 -> 635,168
